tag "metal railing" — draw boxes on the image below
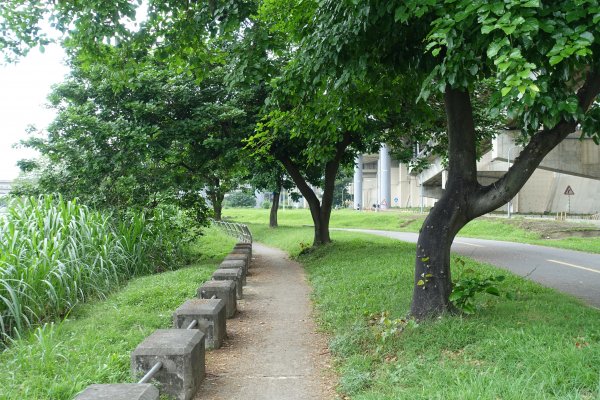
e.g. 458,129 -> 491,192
210,219 -> 252,243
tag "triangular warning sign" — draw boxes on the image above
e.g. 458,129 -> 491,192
564,185 -> 575,195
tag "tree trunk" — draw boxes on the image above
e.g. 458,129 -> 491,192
278,156 -> 330,246
279,133 -> 352,246
208,179 -> 224,221
212,195 -> 223,221
410,86 -> 477,318
270,191 -> 280,227
410,193 -> 469,318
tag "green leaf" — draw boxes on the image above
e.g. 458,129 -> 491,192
485,286 -> 500,296
501,86 -> 511,97
462,303 -> 476,314
394,6 -> 408,22
549,55 -> 563,65
481,25 -> 495,34
501,25 -> 516,35
449,291 -> 464,301
421,256 -> 430,262
487,41 -> 504,58
417,279 -> 425,286
520,0 -> 540,7
580,31 -> 594,42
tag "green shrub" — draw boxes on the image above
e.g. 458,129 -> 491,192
224,191 -> 256,208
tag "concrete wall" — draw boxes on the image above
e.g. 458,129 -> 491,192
492,131 -> 600,179
543,173 -> 600,214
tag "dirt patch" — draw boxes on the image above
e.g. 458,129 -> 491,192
492,217 -> 600,239
544,230 -> 600,239
398,218 -> 418,228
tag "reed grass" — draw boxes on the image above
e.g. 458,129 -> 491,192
0,195 -> 191,343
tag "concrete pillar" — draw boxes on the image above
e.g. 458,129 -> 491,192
441,170 -> 448,190
255,191 -> 265,208
219,259 -> 247,285
131,329 -> 205,400
198,280 -> 237,318
212,268 -> 244,299
224,253 -> 250,272
234,242 -> 252,258
353,155 -> 363,209
379,144 -> 391,209
173,299 -> 227,350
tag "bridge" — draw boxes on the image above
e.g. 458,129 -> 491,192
417,131 -> 600,214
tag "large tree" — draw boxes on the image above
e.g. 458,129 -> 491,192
18,56 -> 254,221
284,0 -> 600,317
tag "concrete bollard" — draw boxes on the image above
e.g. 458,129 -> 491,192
131,329 -> 205,400
173,299 -> 226,350
234,243 -> 252,257
231,246 -> 251,255
74,384 -> 159,400
229,248 -> 251,267
219,259 -> 247,285
224,253 -> 250,271
212,268 -> 243,300
198,280 -> 237,318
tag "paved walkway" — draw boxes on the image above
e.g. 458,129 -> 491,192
196,243 -> 337,400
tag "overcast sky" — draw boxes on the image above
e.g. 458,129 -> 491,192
0,44 -> 69,181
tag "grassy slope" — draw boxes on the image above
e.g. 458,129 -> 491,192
0,227 -> 236,400
238,215 -> 600,399
225,208 -> 600,253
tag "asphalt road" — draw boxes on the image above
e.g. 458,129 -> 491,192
339,228 -> 600,308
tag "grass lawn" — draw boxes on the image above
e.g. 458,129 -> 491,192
224,207 -> 600,253
0,227 -> 236,400
241,218 -> 600,399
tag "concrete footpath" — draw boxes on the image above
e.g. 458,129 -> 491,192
196,243 -> 337,400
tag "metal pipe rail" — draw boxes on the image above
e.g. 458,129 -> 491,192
210,219 -> 252,243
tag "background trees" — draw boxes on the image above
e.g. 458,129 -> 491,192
17,54 -> 256,221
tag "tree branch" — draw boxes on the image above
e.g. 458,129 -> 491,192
471,69 -> 600,217
277,155 -> 321,209
321,131 -> 354,213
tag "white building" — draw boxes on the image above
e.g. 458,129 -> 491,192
352,132 -> 600,214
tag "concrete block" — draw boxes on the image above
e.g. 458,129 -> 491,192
224,253 -> 250,270
74,384 -> 158,400
233,244 -> 252,259
219,259 -> 246,285
230,248 -> 251,266
198,280 -> 237,318
131,329 -> 205,400
173,299 -> 226,349
212,268 -> 243,299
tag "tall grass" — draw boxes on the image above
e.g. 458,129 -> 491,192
0,195 -> 191,343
